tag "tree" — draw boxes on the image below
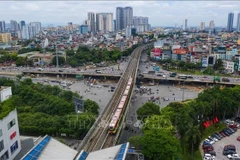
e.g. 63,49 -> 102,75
214,59 -> 223,70
137,102 -> 160,121
128,136 -> 142,149
141,129 -> 182,160
84,99 -> 99,115
186,125 -> 201,156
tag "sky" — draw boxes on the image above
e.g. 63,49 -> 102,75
1,1 -> 240,27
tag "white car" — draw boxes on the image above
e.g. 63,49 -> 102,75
227,154 -> 239,159
205,139 -> 215,145
204,153 -> 215,160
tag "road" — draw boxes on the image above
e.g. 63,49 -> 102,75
138,52 -> 240,84
118,84 -> 199,144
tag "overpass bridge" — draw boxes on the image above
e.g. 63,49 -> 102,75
21,70 -> 121,79
141,75 -> 240,86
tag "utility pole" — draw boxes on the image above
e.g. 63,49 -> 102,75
56,44 -> 59,68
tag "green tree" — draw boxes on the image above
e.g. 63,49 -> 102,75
137,102 -> 160,121
141,129 -> 182,160
84,99 -> 99,115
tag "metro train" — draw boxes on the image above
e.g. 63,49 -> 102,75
108,77 -> 133,134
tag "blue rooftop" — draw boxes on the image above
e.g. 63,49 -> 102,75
21,135 -> 51,160
78,150 -> 88,160
114,143 -> 129,160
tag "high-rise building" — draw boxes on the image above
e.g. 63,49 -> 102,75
116,7 -> 133,31
0,33 -> 11,43
10,20 -> 18,31
209,20 -> 215,29
200,22 -> 205,30
237,13 -> 240,32
30,22 -> 41,34
227,12 -> 234,32
113,20 -> 116,31
183,19 -> 187,31
0,21 -> 6,32
96,13 -> 113,33
22,25 -> 30,39
79,25 -> 88,34
21,22 -> 41,40
20,21 -> 25,30
133,16 -> 150,33
87,12 -> 95,32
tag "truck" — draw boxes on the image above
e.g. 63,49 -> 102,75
214,76 -> 220,82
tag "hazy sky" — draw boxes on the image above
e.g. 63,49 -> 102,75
1,1 -> 240,27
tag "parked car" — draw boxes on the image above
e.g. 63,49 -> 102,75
237,136 -> 240,141
227,154 -> 239,159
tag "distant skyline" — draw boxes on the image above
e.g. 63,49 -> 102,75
1,1 -> 240,27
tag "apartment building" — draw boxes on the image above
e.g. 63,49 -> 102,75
0,33 -> 11,43
0,109 -> 21,160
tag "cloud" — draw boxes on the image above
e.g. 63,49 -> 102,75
10,5 -> 20,10
1,1 -> 240,27
24,3 -> 40,11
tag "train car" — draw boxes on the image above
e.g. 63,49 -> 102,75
124,86 -> 131,96
108,77 -> 134,134
109,109 -> 122,134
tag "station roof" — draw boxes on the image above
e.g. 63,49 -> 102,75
84,143 -> 129,160
21,135 -> 78,160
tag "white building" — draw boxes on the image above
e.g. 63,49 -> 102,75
96,13 -> 113,33
0,87 -> 12,103
0,109 -> 21,160
223,60 -> 234,73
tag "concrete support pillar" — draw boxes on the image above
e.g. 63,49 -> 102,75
104,76 -> 106,82
57,75 -> 59,79
178,81 -> 181,85
37,74 -> 39,78
206,83 -> 208,87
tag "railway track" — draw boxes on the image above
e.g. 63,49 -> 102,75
81,44 -> 152,153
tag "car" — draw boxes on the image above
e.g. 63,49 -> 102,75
220,131 -> 227,137
228,154 -> 239,159
204,139 -> 215,145
237,136 -> 240,141
224,150 -> 237,156
204,150 -> 216,156
224,145 -> 236,151
203,76 -> 208,78
204,153 -> 215,160
215,132 -> 223,139
156,74 -> 162,77
229,127 -> 236,133
229,124 -> 239,129
187,75 -> 193,78
212,133 -> 221,140
202,144 -> 214,150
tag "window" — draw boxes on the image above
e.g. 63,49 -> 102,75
0,151 -> 9,160
10,141 -> 18,154
7,119 -> 16,130
0,129 -> 2,137
0,140 -> 4,152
